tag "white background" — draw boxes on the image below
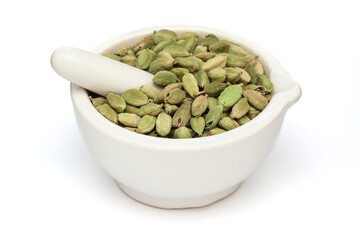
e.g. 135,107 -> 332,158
1,0 -> 359,239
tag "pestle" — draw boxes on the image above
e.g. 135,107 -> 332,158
51,47 -> 156,96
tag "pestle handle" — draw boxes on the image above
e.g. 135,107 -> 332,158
51,47 -> 155,96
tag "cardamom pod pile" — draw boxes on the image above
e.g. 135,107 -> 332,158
90,29 -> 274,138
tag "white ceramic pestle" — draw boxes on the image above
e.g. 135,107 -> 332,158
51,47 -> 155,96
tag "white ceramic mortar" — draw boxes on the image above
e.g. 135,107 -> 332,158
70,25 -> 301,208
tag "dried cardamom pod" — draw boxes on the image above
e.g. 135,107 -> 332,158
149,58 -> 174,74
153,71 -> 179,86
95,104 -> 118,123
136,115 -> 156,134
140,85 -> 159,101
153,29 -> 177,44
191,95 -> 208,117
208,68 -> 227,83
172,101 -> 192,127
243,90 -> 268,111
201,55 -> 227,72
118,113 -> 141,127
106,92 -> 127,113
138,103 -> 163,116
89,96 -> 107,107
174,127 -> 192,138
121,89 -> 148,107
205,104 -> 223,130
230,98 -> 250,119
190,117 -> 205,136
156,112 -> 172,137
164,88 -> 186,104
182,73 -> 200,98
218,117 -> 240,130
218,85 -> 243,108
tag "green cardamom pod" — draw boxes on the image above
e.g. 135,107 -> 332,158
209,40 -> 230,53
201,129 -> 209,137
245,61 -> 258,84
258,74 -> 273,93
242,54 -> 258,63
243,90 -> 268,111
153,39 -> 176,53
191,95 -> 208,116
175,56 -> 203,72
103,54 -> 122,61
193,45 -> 207,55
172,101 -> 192,127
242,84 -> 265,95
170,67 -> 190,79
124,105 -> 141,116
197,37 -> 219,47
138,103 -> 163,117
205,104 -> 223,130
265,94 -> 272,102
124,127 -> 138,132
106,92 -> 127,113
153,71 -> 179,87
121,55 -> 137,67
175,39 -> 185,46
247,107 -> 260,119
208,68 -> 227,83
230,98 -> 250,119
226,54 -> 246,68
208,127 -> 226,136
164,88 -> 186,105
164,103 -> 178,115
95,103 -> 118,124
194,70 -> 210,88
254,61 -> 264,75
135,49 -> 153,69
156,112 -> 172,137
89,96 -> 107,107
195,52 -> 216,61
157,82 -> 183,103
201,55 -> 227,72
227,44 -> 249,56
174,127 -> 192,138
137,115 -> 156,134
115,46 -> 134,57
206,34 -> 219,40
238,68 -> 251,83
182,37 -> 198,53
153,29 -> 177,44
224,67 -> 241,83
149,58 -> 174,74
163,45 -> 191,57
134,35 -> 155,53
182,73 -> 200,98
207,97 -> 219,110
180,97 -> 193,104
219,117 -> 240,130
203,82 -> 229,97
118,113 -> 141,127
175,32 -> 199,41
190,117 -> 205,136
238,115 -> 251,125
140,85 -> 159,101
156,51 -> 175,62
218,85 -> 243,108
121,89 -> 149,107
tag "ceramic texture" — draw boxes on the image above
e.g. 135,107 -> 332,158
70,25 -> 302,209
